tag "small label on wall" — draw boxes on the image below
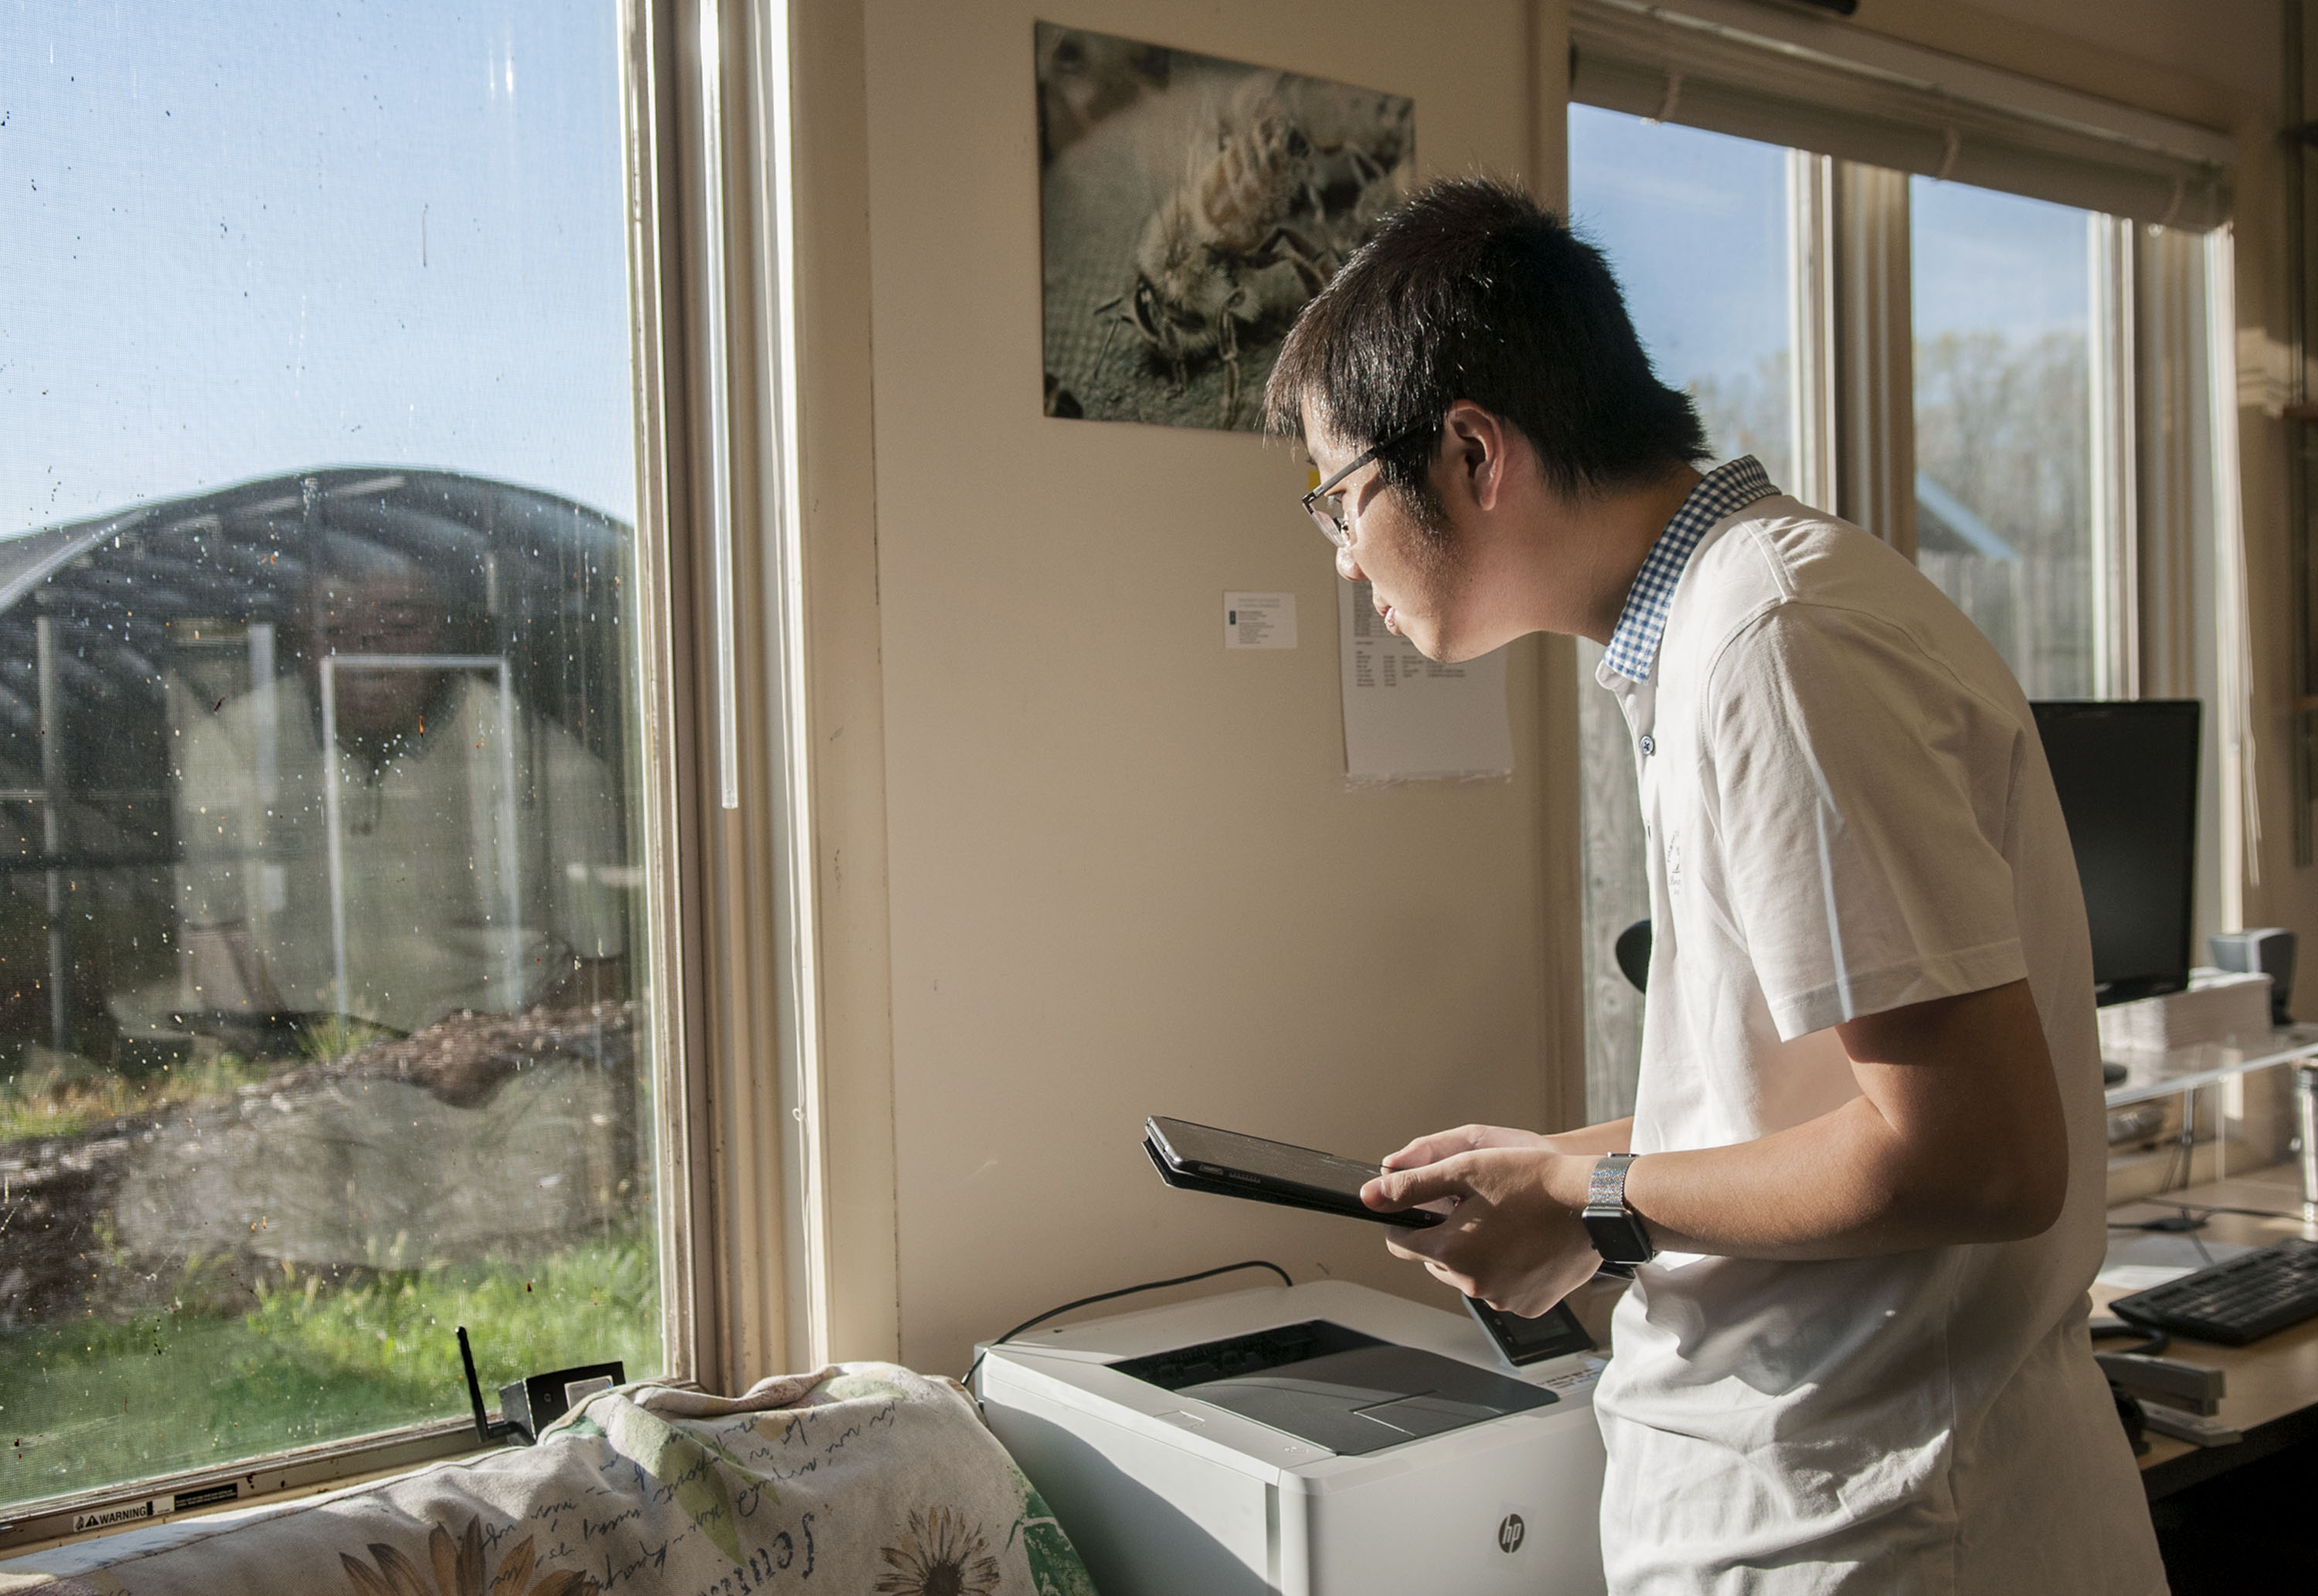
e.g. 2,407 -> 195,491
1224,592 -> 1296,649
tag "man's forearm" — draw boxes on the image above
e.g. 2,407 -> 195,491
1540,1116 -> 1633,1160
1555,1093 -> 2060,1260
1370,984 -> 2068,1299
1554,981 -> 2066,1260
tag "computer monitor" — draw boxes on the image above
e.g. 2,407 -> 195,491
2030,700 -> 2201,1007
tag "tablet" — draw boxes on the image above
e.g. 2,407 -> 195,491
1144,1116 -> 1445,1229
1462,1295 -> 1595,1371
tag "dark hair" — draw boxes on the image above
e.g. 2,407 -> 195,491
1264,175 -> 1705,517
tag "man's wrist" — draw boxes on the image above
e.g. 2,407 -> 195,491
1542,1149 -> 1599,1211
1580,1152 -> 1657,1265
1538,1119 -> 1636,1163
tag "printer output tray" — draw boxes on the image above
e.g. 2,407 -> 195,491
1114,1319 -> 1558,1457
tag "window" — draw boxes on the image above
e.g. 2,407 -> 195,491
0,2 -> 770,1529
1567,106 -> 1809,1120
1566,70 -> 2236,1120
1911,180 -> 2101,698
1569,108 -> 1798,482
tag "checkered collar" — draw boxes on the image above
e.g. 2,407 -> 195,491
1600,456 -> 1779,683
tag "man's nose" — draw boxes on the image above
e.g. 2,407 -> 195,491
1335,543 -> 1365,583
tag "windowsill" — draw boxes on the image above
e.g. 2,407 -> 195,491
0,1421 -> 484,1561
0,1453 -> 471,1567
0,1376 -> 708,1561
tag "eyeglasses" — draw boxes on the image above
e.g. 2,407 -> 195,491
1300,424 -> 1429,549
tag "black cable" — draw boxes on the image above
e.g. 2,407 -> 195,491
2164,1118 -> 2194,1194
2106,1201 -> 2301,1265
2182,1201 -> 2306,1221
2126,1200 -> 2307,1226
2109,1214 -> 2208,1233
961,1259 -> 1293,1387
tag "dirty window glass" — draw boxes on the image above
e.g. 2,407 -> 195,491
0,4 -> 659,1512
1912,178 -> 2098,697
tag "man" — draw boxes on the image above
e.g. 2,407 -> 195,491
1264,177 -> 2162,1592
175,532 -> 627,1035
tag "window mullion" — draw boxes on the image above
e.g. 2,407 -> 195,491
2089,214 -> 2140,699
1786,150 -> 1838,510
2133,225 -> 2211,702
2204,226 -> 2257,927
1830,161 -> 1916,559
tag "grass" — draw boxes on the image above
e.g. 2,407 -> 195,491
0,1010 -> 389,1146
295,1015 -> 393,1065
0,1050 -> 275,1145
0,1229 -> 661,1512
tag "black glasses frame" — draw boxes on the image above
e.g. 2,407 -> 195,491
1300,423 -> 1431,548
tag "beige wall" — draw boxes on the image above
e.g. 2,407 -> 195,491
797,0 -> 2308,1377
855,0 -> 1553,1375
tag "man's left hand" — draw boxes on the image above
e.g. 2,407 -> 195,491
1361,1149 -> 1602,1316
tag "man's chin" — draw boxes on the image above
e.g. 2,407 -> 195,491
1398,609 -> 1495,664
1383,608 -> 1435,657
1402,623 -> 1453,663
1422,619 -> 1525,665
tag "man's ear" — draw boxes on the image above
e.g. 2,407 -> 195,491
1440,400 -> 1507,513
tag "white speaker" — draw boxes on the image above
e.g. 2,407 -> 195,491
2209,929 -> 2296,1026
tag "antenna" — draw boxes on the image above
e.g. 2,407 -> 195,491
457,1326 -> 533,1446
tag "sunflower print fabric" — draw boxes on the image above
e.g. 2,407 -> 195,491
0,1363 -> 1096,1596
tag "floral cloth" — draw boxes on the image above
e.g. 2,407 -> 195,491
1,1364 -> 1096,1596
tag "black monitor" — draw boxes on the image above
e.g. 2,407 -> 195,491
2030,700 -> 2201,1007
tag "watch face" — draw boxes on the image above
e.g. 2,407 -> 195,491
1582,1208 -> 1654,1265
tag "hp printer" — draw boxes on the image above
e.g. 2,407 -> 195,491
976,1279 -> 1609,1595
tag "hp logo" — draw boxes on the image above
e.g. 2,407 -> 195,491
1497,1513 -> 1527,1554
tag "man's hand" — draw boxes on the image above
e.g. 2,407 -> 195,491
1361,1144 -> 1601,1316
1379,1122 -> 1548,1171
1354,980 -> 2065,1299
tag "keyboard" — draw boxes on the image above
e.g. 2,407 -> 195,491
2110,1236 -> 2318,1346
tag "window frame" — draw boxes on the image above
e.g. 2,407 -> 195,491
0,0 -> 814,1550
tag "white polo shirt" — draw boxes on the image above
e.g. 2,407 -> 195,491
1587,464 -> 2163,1594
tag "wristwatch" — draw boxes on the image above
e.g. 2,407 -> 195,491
1581,1153 -> 1656,1265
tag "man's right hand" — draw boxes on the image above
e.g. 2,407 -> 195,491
1381,1116 -> 1636,1175
1380,1122 -> 1548,1173
1361,1143 -> 1605,1316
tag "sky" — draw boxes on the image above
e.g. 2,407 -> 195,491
1569,105 -> 1792,392
0,1 -> 638,540
1910,175 -> 2091,345
1,34 -> 2097,547
1568,104 -> 2092,389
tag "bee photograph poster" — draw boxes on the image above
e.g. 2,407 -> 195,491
1037,23 -> 1414,432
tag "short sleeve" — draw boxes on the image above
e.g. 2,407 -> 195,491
1702,603 -> 2030,1041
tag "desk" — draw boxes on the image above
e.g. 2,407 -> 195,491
2097,1161 -> 2318,1499
2102,1024 -> 2318,1217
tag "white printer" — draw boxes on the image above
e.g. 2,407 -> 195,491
975,1280 -> 1609,1595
